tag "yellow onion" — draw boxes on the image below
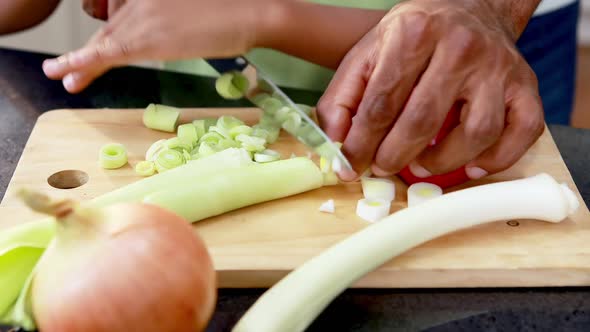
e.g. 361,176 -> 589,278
18,189 -> 216,332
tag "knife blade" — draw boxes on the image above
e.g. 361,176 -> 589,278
206,57 -> 352,172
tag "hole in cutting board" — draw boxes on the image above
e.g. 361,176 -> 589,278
47,170 -> 89,189
506,220 -> 520,227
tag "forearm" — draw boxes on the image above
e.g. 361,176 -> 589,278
0,0 -> 61,35
483,0 -> 542,40
256,0 -> 386,69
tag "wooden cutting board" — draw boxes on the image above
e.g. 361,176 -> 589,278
2,108 -> 590,288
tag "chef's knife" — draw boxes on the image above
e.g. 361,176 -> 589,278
206,57 -> 352,171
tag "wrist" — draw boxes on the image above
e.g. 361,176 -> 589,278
483,0 -> 541,40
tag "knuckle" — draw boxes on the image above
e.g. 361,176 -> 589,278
359,93 -> 394,128
401,12 -> 433,50
445,25 -> 482,64
520,109 -> 545,138
402,108 -> 439,140
464,118 -> 502,147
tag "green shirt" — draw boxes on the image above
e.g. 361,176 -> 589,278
164,0 -> 400,92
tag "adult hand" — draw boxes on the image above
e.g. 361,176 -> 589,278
44,0 -> 280,93
317,0 -> 544,182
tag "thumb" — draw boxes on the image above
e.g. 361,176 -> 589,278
316,41 -> 372,143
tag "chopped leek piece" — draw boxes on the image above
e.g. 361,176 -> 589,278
298,123 -> 325,147
356,198 -> 391,223
319,199 -> 335,213
322,172 -> 339,186
265,128 -> 280,144
217,138 -> 240,150
200,132 -> 223,145
192,119 -> 207,138
274,106 -> 292,123
166,137 -> 193,152
198,141 -> 218,158
319,157 -> 331,173
145,139 -> 167,162
362,177 -> 396,202
259,97 -> 283,115
254,149 -> 281,163
407,182 -> 443,207
182,150 -> 192,162
282,112 -> 302,134
215,71 -> 249,100
251,126 -> 270,141
258,114 -> 279,128
230,125 -> 253,139
143,157 -> 324,222
99,143 -> 128,169
142,103 -> 180,133
193,118 -> 218,137
217,115 -> 245,129
314,141 -> 339,159
209,125 -> 231,139
155,149 -> 185,173
236,134 -> 267,152
177,123 -> 199,146
252,93 -> 272,106
135,161 -> 156,177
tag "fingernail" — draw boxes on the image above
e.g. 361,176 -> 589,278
63,74 -> 76,91
371,164 -> 393,177
466,166 -> 488,180
338,168 -> 358,182
409,161 -> 432,178
42,59 -> 60,74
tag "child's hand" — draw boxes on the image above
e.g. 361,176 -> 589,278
83,0 -> 126,20
44,0 -> 284,93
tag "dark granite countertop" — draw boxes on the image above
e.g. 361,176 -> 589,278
1,47 -> 590,332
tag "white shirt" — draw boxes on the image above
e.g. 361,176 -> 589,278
534,0 -> 577,16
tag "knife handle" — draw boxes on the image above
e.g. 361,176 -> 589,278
397,103 -> 470,189
206,57 -> 248,74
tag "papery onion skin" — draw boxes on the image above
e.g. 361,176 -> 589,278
31,203 -> 216,332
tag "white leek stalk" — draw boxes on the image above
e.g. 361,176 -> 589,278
232,173 -> 580,332
355,199 -> 391,222
361,177 -> 395,202
407,182 -> 443,206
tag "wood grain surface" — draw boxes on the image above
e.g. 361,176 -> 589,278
1,108 -> 589,288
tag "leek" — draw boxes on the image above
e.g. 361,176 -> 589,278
177,123 -> 199,147
134,161 -> 156,177
215,71 -> 249,100
154,149 -> 185,173
99,143 -> 128,169
254,149 -> 281,163
232,173 -> 580,332
144,157 -> 323,221
142,104 -> 180,133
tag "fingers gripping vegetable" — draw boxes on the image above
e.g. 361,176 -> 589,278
233,174 -> 580,332
18,188 -> 217,332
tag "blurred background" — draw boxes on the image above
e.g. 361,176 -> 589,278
0,0 -> 588,127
